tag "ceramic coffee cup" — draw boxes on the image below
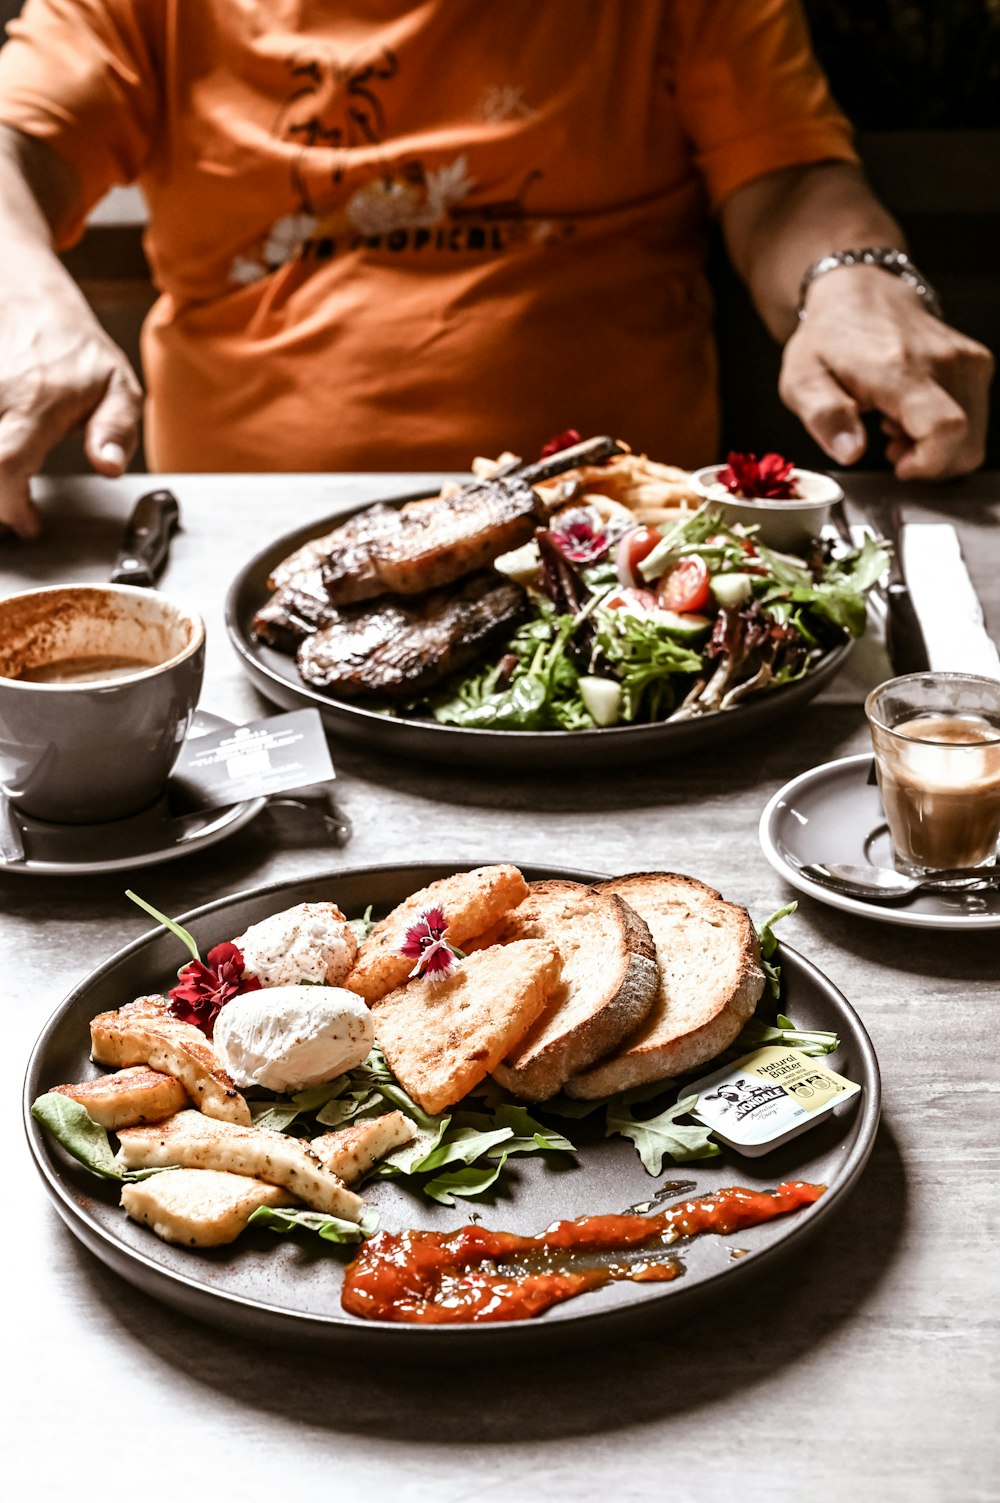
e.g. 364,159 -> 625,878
0,584 -> 205,824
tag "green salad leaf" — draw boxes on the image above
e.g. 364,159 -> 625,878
487,1104 -> 575,1155
249,1100 -> 303,1132
31,1093 -> 175,1183
250,1078 -> 350,1132
248,1044 -> 578,1200
636,503 -> 728,580
734,1014 -> 840,1057
247,1204 -> 380,1244
433,613 -> 592,731
412,1125 -> 515,1174
755,901 -> 797,999
374,1116 -> 452,1177
606,1094 -> 721,1175
592,611 -> 703,722
347,904 -> 376,943
423,1156 -> 509,1206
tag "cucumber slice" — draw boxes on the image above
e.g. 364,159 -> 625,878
710,572 -> 754,608
648,608 -> 713,639
579,676 -> 622,728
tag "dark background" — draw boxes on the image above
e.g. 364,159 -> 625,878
0,0 -> 997,471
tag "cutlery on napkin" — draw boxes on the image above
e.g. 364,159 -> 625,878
823,508 -> 999,704
868,500 -> 931,677
901,522 -> 1000,676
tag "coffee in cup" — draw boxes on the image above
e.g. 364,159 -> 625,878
865,672 -> 1000,876
0,583 -> 205,824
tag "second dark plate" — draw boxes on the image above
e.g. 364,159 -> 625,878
25,861 -> 880,1357
225,491 -> 853,771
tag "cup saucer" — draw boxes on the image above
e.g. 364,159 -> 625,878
759,752 -> 1000,930
0,712 -> 266,877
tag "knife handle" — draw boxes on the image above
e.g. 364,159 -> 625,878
111,490 -> 180,585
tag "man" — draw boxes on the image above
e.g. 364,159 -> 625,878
0,0 -> 992,539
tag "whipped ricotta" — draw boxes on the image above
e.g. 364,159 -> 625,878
234,902 -> 357,987
213,985 -> 374,1093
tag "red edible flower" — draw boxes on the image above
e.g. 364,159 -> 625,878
718,451 -> 797,500
169,942 -> 262,1038
550,518 -> 610,565
539,428 -> 582,460
400,906 -> 462,983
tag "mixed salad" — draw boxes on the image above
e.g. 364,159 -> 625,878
431,503 -> 889,732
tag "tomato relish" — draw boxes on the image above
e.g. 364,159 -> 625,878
341,1181 -> 825,1325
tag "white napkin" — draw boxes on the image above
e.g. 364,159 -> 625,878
821,522 -> 999,704
902,523 -> 1000,676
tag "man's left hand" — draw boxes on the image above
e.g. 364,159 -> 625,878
778,264 -> 993,479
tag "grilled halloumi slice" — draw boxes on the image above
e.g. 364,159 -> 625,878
50,1066 -> 188,1130
121,1169 -> 296,1247
90,995 -> 251,1126
310,1111 -> 416,1183
115,1110 -> 364,1221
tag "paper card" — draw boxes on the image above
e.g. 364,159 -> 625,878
168,709 -> 335,813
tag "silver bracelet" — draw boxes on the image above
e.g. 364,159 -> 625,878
797,247 -> 944,321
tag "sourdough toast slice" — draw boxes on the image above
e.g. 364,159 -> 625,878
371,939 -> 561,1114
564,873 -> 765,1099
345,864 -> 528,1003
490,880 -> 659,1101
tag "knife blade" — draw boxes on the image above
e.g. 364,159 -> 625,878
110,489 -> 180,586
868,499 -> 930,677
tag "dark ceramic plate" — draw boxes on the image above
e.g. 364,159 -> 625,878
225,496 -> 854,771
24,862 -> 880,1355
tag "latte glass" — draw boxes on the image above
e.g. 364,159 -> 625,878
0,584 -> 205,824
865,673 -> 1000,876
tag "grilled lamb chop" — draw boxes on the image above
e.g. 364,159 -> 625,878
252,568 -> 339,653
297,572 -> 529,699
268,503 -> 402,592
316,436 -> 623,605
319,475 -> 544,604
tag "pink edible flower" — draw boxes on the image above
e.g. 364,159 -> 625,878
401,906 -> 463,983
550,518 -> 610,565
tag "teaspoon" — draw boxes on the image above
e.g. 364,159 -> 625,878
799,861 -> 1000,904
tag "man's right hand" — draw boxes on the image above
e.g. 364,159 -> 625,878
0,125 -> 144,539
0,296 -> 143,538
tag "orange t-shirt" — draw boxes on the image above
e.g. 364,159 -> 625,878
0,0 -> 855,472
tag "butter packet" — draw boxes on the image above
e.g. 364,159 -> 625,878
684,1046 -> 861,1157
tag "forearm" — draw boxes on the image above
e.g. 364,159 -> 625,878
0,125 -> 142,538
720,162 -> 903,341
0,124 -> 93,313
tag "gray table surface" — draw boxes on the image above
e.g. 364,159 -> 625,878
4,470 -> 998,1503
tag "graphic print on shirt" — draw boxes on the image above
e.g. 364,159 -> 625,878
228,43 -> 566,287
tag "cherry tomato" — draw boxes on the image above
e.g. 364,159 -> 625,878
655,556 -> 712,613
602,587 -> 659,614
616,526 -> 664,588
